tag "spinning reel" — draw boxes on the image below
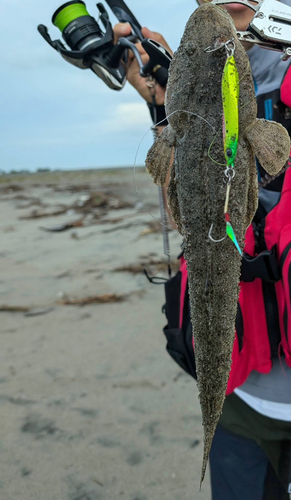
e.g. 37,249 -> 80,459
38,0 -> 172,90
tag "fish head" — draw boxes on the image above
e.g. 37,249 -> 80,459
165,3 -> 257,139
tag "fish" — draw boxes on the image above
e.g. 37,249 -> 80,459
145,2 -> 290,485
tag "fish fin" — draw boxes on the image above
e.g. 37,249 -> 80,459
245,118 -> 290,175
167,162 -> 182,233
146,125 -> 176,186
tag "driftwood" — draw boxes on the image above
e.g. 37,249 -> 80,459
0,305 -> 30,313
58,294 -> 126,306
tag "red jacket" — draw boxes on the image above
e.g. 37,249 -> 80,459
174,166 -> 291,394
227,166 -> 291,394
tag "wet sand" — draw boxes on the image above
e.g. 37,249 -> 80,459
0,169 -> 210,500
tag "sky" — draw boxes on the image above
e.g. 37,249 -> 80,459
1,0 -> 198,172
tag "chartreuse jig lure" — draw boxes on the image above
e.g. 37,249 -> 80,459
222,47 -> 239,167
205,38 -> 242,254
222,40 -> 242,255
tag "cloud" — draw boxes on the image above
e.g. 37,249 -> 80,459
3,102 -> 150,149
2,0 -> 197,171
103,102 -> 151,132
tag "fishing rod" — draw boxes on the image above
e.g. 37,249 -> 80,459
37,0 -> 172,90
37,0 -> 173,267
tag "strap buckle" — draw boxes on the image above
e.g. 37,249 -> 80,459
241,247 -> 281,283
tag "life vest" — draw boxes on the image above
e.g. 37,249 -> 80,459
163,163 -> 291,395
281,64 -> 291,109
228,164 -> 291,394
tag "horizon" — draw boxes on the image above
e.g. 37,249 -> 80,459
0,165 -> 146,175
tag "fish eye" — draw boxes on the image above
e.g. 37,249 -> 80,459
185,40 -> 196,56
226,148 -> 233,158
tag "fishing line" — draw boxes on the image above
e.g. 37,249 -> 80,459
207,125 -> 225,167
133,109 -> 216,232
147,80 -> 172,266
16,0 -> 39,26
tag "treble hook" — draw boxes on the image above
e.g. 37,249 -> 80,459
208,223 -> 227,243
204,37 -> 235,56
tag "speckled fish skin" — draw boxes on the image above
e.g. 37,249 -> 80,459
146,3 -> 290,485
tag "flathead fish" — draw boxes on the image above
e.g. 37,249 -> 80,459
146,3 -> 290,484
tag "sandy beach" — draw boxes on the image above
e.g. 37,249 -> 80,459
0,168 -> 210,500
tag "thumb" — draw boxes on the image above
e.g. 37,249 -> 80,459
113,22 -> 132,44
142,27 -> 155,39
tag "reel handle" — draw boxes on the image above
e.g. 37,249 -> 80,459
38,24 -> 58,49
151,67 -> 168,89
104,1 -> 171,87
104,0 -> 144,40
141,39 -> 172,88
107,37 -> 170,88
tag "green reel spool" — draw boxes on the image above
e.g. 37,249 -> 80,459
52,1 -> 90,33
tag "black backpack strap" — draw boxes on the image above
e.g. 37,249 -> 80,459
241,188 -> 282,284
241,248 -> 281,283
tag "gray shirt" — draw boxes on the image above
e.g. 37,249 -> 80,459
238,359 -> 291,403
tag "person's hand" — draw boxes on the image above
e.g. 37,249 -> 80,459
113,24 -> 173,105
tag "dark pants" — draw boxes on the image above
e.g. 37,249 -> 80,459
210,424 -> 289,500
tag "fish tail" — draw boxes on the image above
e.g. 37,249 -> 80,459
200,406 -> 224,489
200,456 -> 208,489
200,427 -> 215,487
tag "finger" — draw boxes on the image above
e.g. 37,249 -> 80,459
141,27 -> 173,55
113,23 -> 132,44
127,41 -> 147,65
127,51 -> 149,77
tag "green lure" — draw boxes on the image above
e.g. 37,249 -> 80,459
222,48 -> 242,255
222,54 -> 239,166
225,215 -> 242,256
